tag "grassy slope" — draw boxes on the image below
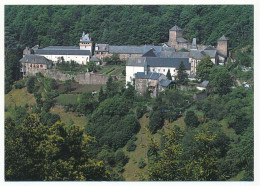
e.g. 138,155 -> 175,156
5,87 -> 36,118
50,106 -> 87,127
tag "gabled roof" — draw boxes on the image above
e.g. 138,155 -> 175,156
197,80 -> 209,88
160,79 -> 173,87
142,48 -> 157,57
160,47 -> 176,58
109,45 -> 144,54
95,44 -> 109,52
135,72 -> 162,80
20,54 -> 52,64
190,50 -> 207,60
90,55 -> 100,62
218,35 -> 228,41
34,49 -> 90,56
146,57 -> 190,70
171,52 -> 189,58
177,37 -> 188,43
170,25 -> 182,31
126,57 -> 146,66
204,50 -> 216,58
42,46 -> 80,50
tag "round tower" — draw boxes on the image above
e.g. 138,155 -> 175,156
217,35 -> 228,57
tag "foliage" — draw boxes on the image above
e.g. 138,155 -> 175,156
63,79 -> 72,93
148,110 -> 164,134
77,92 -> 97,115
209,66 -> 233,95
5,114 -> 112,181
176,61 -> 188,85
87,61 -> 99,72
126,139 -> 137,152
14,80 -> 25,89
184,110 -> 199,127
104,54 -> 122,65
166,69 -> 172,80
196,55 -> 214,81
138,158 -> 146,169
56,94 -> 79,106
115,149 -> 129,166
136,103 -> 147,119
86,96 -> 140,150
26,76 -> 36,93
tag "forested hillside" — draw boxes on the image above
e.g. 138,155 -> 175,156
5,5 -> 254,181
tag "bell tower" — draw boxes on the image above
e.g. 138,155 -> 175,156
79,32 -> 93,55
217,35 -> 228,57
168,25 -> 183,48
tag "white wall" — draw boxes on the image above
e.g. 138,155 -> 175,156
149,66 -> 177,77
126,66 -> 144,84
37,54 -> 90,65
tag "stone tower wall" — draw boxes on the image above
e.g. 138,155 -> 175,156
217,40 -> 228,56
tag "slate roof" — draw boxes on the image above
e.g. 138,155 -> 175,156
20,54 -> 52,64
135,72 -> 162,80
190,50 -> 207,60
34,49 -> 90,56
109,45 -> 144,54
146,57 -> 190,70
126,57 -> 146,66
171,52 -> 189,58
143,45 -> 163,56
42,46 -> 80,50
197,80 -> 209,88
95,44 -> 109,52
218,35 -> 228,41
160,79 -> 173,87
142,48 -> 157,57
90,55 -> 100,62
177,37 -> 188,43
160,47 -> 176,58
204,50 -> 216,58
170,25 -> 182,31
80,32 -> 92,43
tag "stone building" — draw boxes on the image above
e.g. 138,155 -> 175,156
216,35 -> 228,65
168,25 -> 188,50
126,56 -> 191,85
22,32 -> 92,65
135,72 -> 173,97
20,54 -> 53,77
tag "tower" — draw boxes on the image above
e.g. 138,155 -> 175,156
217,35 -> 228,57
168,25 -> 183,48
79,32 -> 93,55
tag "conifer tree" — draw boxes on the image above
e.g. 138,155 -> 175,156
166,69 -> 172,80
177,61 -> 188,85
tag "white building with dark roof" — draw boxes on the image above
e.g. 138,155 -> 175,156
23,32 -> 93,65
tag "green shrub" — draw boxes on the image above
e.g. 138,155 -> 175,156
126,140 -> 136,152
14,80 -> 25,89
138,158 -> 146,169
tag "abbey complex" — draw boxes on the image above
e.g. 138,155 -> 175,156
20,25 -> 229,96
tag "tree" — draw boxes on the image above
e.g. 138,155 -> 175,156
77,92 -> 97,115
166,69 -> 172,80
87,61 -> 98,72
176,61 -> 188,85
27,76 -> 35,93
184,110 -> 199,127
98,86 -> 106,103
196,56 -> 214,81
5,114 -> 112,181
209,66 -> 233,95
19,21 -> 37,47
148,110 -> 164,134
64,79 -> 72,93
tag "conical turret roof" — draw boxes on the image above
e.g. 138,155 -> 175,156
170,25 -> 182,31
218,35 -> 228,41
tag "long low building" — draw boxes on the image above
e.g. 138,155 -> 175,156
22,32 -> 93,65
126,56 -> 191,84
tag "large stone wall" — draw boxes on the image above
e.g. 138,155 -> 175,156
38,69 -> 121,85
